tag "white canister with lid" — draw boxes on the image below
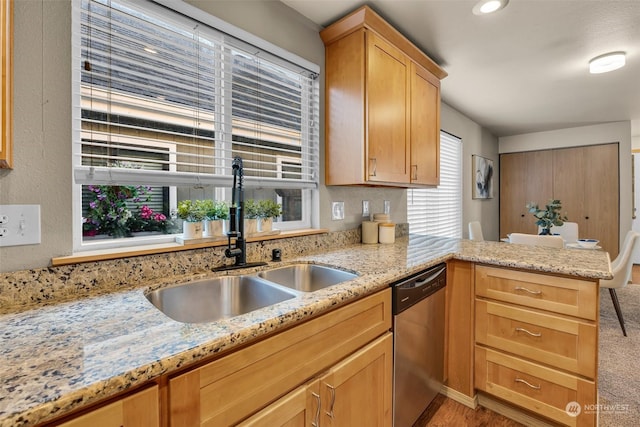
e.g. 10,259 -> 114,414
362,221 -> 379,244
378,222 -> 395,244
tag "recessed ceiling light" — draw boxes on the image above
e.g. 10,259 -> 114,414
472,0 -> 509,15
589,52 -> 626,74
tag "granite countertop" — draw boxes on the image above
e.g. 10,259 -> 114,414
0,235 -> 611,426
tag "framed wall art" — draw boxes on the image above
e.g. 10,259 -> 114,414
472,155 -> 493,199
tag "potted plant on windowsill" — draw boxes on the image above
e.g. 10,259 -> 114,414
526,199 -> 568,235
243,199 -> 259,235
257,199 -> 282,232
176,200 -> 206,239
201,200 -> 229,237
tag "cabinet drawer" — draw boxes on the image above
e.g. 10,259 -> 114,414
475,347 -> 596,427
476,300 -> 596,378
476,265 -> 597,320
169,289 -> 391,426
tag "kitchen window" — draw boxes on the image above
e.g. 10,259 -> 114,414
407,131 -> 463,237
71,0 -> 320,251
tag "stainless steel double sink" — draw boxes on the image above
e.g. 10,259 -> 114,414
145,264 -> 358,323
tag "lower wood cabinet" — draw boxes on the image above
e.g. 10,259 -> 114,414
56,385 -> 159,427
169,289 -> 391,426
474,265 -> 598,427
239,333 -> 393,427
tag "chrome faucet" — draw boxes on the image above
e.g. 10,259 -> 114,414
218,156 -> 266,271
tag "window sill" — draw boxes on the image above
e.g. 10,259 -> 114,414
51,229 -> 329,267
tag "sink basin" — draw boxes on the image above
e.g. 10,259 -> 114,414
258,264 -> 358,292
145,276 -> 297,323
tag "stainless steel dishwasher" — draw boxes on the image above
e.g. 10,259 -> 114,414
392,263 -> 446,427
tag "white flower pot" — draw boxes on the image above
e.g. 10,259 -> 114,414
244,218 -> 258,235
203,219 -> 224,237
258,217 -> 273,232
182,220 -> 203,239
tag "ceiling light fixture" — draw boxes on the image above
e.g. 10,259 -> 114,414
472,0 -> 509,15
589,52 -> 626,74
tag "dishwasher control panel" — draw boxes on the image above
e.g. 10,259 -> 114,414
391,263 -> 446,314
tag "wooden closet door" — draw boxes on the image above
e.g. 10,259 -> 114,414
500,152 -> 529,237
583,144 -> 619,256
553,147 -> 586,230
500,151 -> 553,237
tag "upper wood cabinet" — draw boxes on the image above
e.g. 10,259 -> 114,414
1,0 -> 12,169
321,5 -> 446,187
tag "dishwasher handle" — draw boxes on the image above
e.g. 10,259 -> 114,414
398,266 -> 446,289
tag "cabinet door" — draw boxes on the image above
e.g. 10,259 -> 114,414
366,33 -> 410,184
58,386 -> 159,427
410,62 -> 440,186
238,380 -> 321,427
318,333 -> 393,427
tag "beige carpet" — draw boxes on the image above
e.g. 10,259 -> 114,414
598,284 -> 640,426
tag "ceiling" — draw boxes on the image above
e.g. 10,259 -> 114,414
280,0 -> 640,138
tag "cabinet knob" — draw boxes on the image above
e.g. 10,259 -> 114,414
521,214 -> 525,217
585,216 -> 590,220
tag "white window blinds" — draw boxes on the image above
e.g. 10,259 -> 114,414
407,131 -> 462,238
72,0 -> 320,189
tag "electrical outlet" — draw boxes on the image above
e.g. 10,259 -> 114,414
331,201 -> 345,220
0,228 -> 7,237
384,200 -> 391,215
362,200 -> 370,217
0,215 -> 8,224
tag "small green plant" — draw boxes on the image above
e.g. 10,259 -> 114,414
176,200 -> 206,222
526,199 -> 568,235
200,200 -> 229,220
257,199 -> 282,219
243,199 -> 259,219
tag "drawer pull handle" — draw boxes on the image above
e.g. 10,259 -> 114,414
515,327 -> 542,337
514,286 -> 542,295
411,164 -> 418,180
515,377 -> 541,390
369,158 -> 377,177
325,383 -> 336,418
311,392 -> 321,427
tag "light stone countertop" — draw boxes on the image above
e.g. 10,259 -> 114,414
0,235 -> 611,426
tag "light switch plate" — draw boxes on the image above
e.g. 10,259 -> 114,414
362,200 -> 370,217
384,200 -> 391,215
0,205 -> 42,247
331,201 -> 345,220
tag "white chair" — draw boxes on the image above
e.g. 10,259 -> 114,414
508,233 -> 564,248
468,221 -> 484,241
600,230 -> 640,336
553,222 -> 580,244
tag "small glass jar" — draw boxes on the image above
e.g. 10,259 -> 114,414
378,222 -> 395,244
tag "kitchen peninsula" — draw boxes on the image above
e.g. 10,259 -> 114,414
0,235 -> 611,426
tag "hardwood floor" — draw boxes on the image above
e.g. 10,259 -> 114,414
413,395 -> 524,427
